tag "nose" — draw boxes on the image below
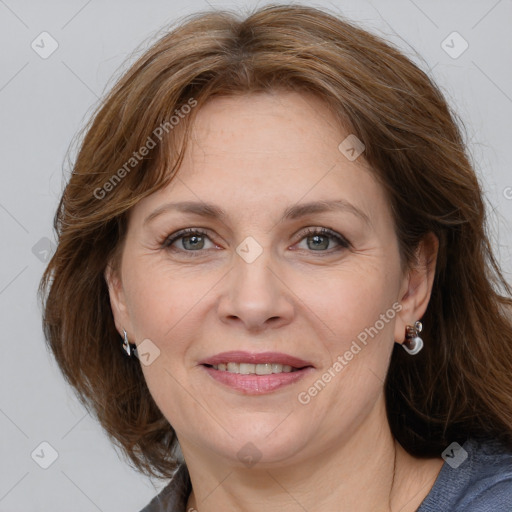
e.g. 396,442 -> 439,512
216,245 -> 295,333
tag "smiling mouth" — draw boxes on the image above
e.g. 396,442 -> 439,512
200,351 -> 314,393
204,362 -> 304,374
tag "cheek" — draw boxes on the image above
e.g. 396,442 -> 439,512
121,258 -> 214,408
140,360 -> 214,443
122,255 -> 210,341
297,263 -> 399,354
295,274 -> 399,432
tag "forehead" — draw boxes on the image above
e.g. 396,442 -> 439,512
180,92 -> 375,192
188,91 -> 346,167
131,91 -> 391,231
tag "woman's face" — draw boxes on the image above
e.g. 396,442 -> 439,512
108,91 -> 419,467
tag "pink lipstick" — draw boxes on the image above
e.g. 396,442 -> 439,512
200,351 -> 314,394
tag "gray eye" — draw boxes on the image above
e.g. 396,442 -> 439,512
181,234 -> 206,250
306,234 -> 331,251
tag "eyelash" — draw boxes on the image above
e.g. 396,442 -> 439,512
161,227 -> 350,257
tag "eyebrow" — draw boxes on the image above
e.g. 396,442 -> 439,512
143,199 -> 371,227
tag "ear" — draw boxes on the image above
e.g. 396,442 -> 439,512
104,262 -> 132,337
394,232 -> 439,344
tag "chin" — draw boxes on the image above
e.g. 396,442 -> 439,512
201,418 -> 319,468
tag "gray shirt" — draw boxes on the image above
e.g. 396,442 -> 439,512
140,437 -> 512,511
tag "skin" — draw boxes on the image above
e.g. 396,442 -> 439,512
106,91 -> 443,512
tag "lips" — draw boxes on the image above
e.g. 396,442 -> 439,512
199,351 -> 314,394
200,351 -> 314,369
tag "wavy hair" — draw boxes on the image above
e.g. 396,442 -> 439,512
39,4 -> 512,478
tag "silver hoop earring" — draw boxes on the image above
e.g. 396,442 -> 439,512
402,321 -> 423,355
122,329 -> 138,358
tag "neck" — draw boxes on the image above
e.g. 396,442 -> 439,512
181,398 -> 443,512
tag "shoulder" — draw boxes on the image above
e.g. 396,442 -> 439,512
139,464 -> 191,512
455,437 -> 512,510
419,437 -> 512,512
461,478 -> 512,510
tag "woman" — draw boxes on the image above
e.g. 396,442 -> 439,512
40,4 -> 512,511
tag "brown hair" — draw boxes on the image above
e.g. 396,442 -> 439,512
40,4 -> 512,478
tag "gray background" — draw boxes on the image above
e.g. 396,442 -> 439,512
1,0 -> 511,510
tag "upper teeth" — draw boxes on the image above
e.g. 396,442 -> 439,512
212,363 -> 297,374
